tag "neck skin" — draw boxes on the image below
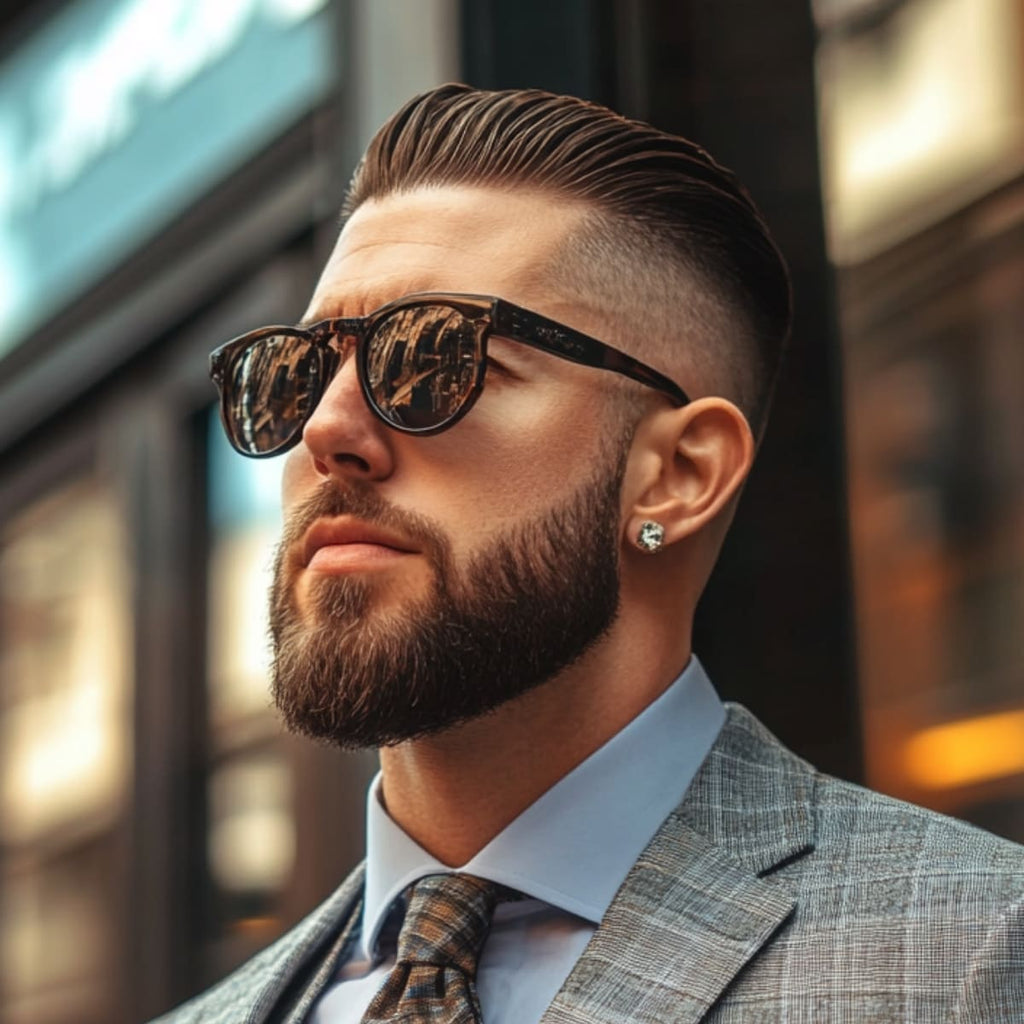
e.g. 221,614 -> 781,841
377,577 -> 693,866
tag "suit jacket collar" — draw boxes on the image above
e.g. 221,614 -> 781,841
540,703 -> 817,1024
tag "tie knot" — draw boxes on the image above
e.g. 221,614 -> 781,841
396,874 -> 500,977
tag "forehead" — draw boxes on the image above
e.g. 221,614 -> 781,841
306,186 -> 590,320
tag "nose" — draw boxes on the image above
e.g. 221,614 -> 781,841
300,346 -> 395,482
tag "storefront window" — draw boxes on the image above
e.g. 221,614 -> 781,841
0,479 -> 132,1024
817,0 -> 1023,260
817,0 -> 1024,839
204,409 -> 295,977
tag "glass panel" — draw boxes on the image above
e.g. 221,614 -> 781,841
817,0 -> 1024,260
207,410 -> 285,731
208,754 -> 295,895
822,0 -> 1024,843
1,840 -> 121,1024
0,479 -> 131,1024
204,408 -> 295,978
840,198 -> 1024,841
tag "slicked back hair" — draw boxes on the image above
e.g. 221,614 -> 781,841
343,83 -> 792,434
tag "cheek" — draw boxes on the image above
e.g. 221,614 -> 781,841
488,440 -> 590,502
426,396 -> 608,524
281,446 -> 317,512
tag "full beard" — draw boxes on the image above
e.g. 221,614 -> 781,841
269,453 -> 627,750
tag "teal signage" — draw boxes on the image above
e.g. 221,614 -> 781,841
0,0 -> 335,358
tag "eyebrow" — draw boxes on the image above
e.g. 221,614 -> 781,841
297,290 -> 407,328
296,302 -> 345,329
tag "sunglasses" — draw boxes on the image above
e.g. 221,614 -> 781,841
210,292 -> 690,457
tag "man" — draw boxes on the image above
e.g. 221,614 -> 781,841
159,84 -> 1024,1022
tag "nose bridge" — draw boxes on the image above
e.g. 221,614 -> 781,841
300,316 -> 393,480
311,323 -> 363,411
305,322 -> 358,408
322,320 -> 361,372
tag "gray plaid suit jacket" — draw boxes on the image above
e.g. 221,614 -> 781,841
154,705 -> 1024,1022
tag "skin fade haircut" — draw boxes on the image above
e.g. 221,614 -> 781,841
344,83 -> 793,435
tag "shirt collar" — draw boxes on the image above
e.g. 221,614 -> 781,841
360,655 -> 724,958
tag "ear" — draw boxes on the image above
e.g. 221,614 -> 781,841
622,397 -> 754,552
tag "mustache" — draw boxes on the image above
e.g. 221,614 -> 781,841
279,480 -> 447,557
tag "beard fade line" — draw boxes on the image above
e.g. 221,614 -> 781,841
269,440 -> 631,750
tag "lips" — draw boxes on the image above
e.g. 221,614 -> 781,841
301,516 -> 417,567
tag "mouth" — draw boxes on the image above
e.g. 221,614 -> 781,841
300,516 -> 418,573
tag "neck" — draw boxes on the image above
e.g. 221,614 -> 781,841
377,610 -> 691,866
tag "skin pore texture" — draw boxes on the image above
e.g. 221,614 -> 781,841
276,185 -> 755,865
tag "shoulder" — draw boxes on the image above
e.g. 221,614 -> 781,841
791,755 -> 1024,957
680,705 -> 1024,1019
813,759 -> 1024,887
745,705 -> 1024,897
708,702 -> 1024,885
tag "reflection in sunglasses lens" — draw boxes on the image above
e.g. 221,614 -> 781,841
366,305 -> 480,429
231,334 -> 321,454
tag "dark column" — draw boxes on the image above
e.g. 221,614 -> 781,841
126,403 -> 210,1021
638,1 -> 859,779
462,0 -> 616,100
462,0 -> 860,780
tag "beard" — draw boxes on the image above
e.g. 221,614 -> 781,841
269,448 -> 628,750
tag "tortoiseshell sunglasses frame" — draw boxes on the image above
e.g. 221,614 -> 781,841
210,292 -> 690,457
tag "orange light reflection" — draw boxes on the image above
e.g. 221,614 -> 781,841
904,710 -> 1024,789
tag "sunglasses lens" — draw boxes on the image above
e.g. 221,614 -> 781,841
225,332 -> 321,455
365,305 -> 481,430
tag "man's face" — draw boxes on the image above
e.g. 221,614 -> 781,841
270,187 -> 636,747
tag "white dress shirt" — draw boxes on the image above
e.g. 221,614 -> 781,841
310,656 -> 725,1023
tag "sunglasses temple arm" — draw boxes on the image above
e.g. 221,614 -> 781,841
601,350 -> 690,405
496,302 -> 688,406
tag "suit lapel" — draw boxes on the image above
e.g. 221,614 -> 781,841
274,888 -> 365,1024
542,705 -> 817,1024
237,863 -> 366,1023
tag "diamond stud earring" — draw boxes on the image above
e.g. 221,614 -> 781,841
636,520 -> 665,554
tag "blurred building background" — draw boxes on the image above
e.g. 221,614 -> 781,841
0,0 -> 1020,1020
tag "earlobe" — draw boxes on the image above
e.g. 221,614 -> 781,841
626,398 -> 754,550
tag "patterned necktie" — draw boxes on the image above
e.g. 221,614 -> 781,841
360,873 -> 501,1023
